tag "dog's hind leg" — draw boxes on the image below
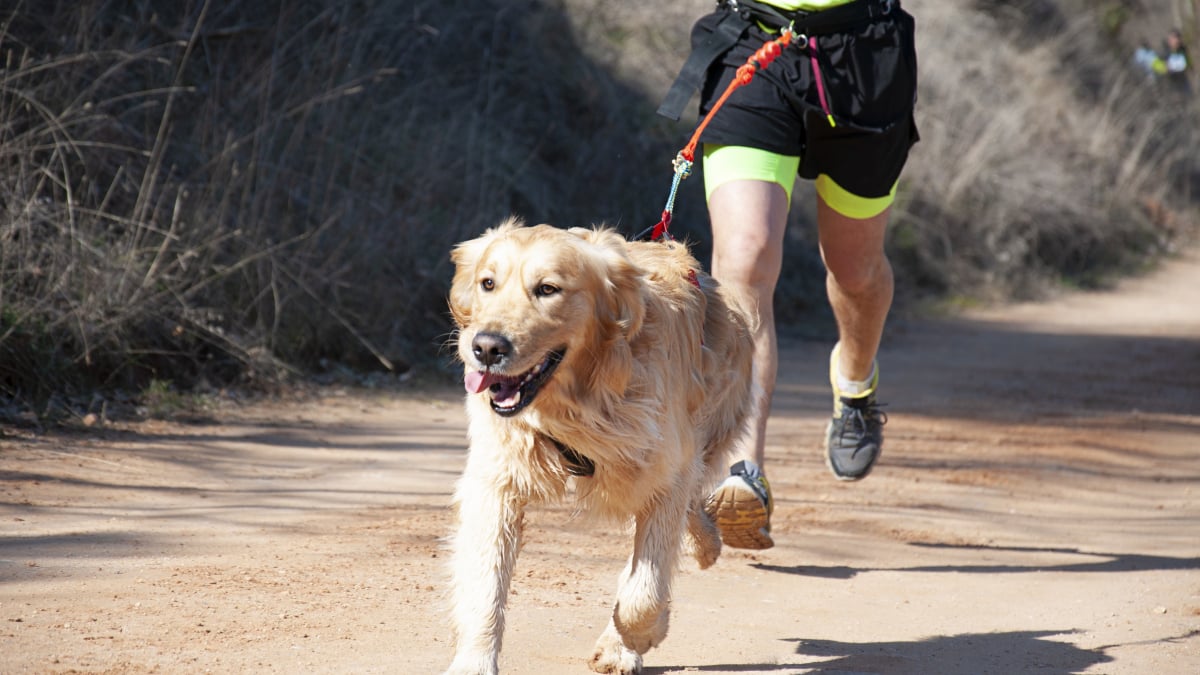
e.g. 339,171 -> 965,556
589,490 -> 688,674
682,499 -> 721,569
445,474 -> 526,675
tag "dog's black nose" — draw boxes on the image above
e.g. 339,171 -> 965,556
471,332 -> 512,367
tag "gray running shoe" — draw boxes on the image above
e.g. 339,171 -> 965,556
825,392 -> 887,481
704,459 -> 774,550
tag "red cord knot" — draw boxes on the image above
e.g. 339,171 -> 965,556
755,40 -> 782,67
734,63 -> 757,85
737,37 -> 787,86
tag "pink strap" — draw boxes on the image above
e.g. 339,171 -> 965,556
809,37 -> 837,128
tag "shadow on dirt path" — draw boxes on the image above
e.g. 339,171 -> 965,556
787,629 -> 1113,674
756,542 -> 1200,577
646,628 -> 1130,674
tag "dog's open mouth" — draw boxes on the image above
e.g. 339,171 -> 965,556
464,349 -> 565,416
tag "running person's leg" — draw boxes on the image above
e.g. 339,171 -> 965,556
817,184 -> 893,481
818,198 -> 893,384
710,181 -> 785,469
706,146 -> 797,468
796,6 -> 918,480
702,146 -> 795,550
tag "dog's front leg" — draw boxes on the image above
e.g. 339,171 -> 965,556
589,491 -> 687,674
445,471 -> 525,675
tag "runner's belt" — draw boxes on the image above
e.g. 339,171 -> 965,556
657,0 -> 900,120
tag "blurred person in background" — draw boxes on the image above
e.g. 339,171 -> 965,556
1134,40 -> 1160,79
1134,28 -> 1190,97
1160,28 -> 1191,96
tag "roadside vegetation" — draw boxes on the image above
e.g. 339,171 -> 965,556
0,0 -> 1195,421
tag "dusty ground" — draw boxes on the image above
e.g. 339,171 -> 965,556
2,250 -> 1198,675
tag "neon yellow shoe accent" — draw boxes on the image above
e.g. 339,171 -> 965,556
829,342 -> 879,416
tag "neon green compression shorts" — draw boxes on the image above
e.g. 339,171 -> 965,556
703,144 -> 898,220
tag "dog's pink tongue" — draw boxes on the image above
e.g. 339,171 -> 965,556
464,370 -> 494,394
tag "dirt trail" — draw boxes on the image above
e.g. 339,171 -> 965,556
2,250 -> 1198,675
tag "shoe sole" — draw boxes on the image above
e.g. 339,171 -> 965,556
704,483 -> 774,550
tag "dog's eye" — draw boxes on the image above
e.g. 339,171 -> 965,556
535,283 -> 560,297
480,278 -> 495,292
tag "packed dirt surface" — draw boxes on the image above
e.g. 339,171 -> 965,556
3,250 -> 1199,675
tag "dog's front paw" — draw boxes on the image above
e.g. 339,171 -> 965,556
589,626 -> 643,674
589,645 -> 641,674
588,624 -> 643,667
444,652 -> 498,675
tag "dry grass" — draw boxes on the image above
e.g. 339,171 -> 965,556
0,0 -> 684,415
893,0 -> 1197,300
0,0 -> 1195,416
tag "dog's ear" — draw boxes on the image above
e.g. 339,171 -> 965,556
571,227 -> 646,340
606,252 -> 646,340
448,218 -> 524,327
448,239 -> 484,328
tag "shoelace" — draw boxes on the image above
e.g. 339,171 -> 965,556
836,399 -> 889,457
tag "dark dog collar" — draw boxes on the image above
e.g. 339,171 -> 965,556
548,437 -> 595,477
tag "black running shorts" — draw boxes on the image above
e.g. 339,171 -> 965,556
693,4 -> 920,201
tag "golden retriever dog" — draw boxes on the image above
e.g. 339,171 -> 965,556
443,218 -> 755,675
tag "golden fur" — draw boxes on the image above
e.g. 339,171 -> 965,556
444,218 -> 754,675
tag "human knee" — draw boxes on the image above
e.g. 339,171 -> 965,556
724,260 -> 779,296
712,235 -> 782,292
817,177 -> 895,296
825,253 -> 892,297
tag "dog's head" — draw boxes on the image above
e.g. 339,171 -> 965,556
449,218 -> 645,417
